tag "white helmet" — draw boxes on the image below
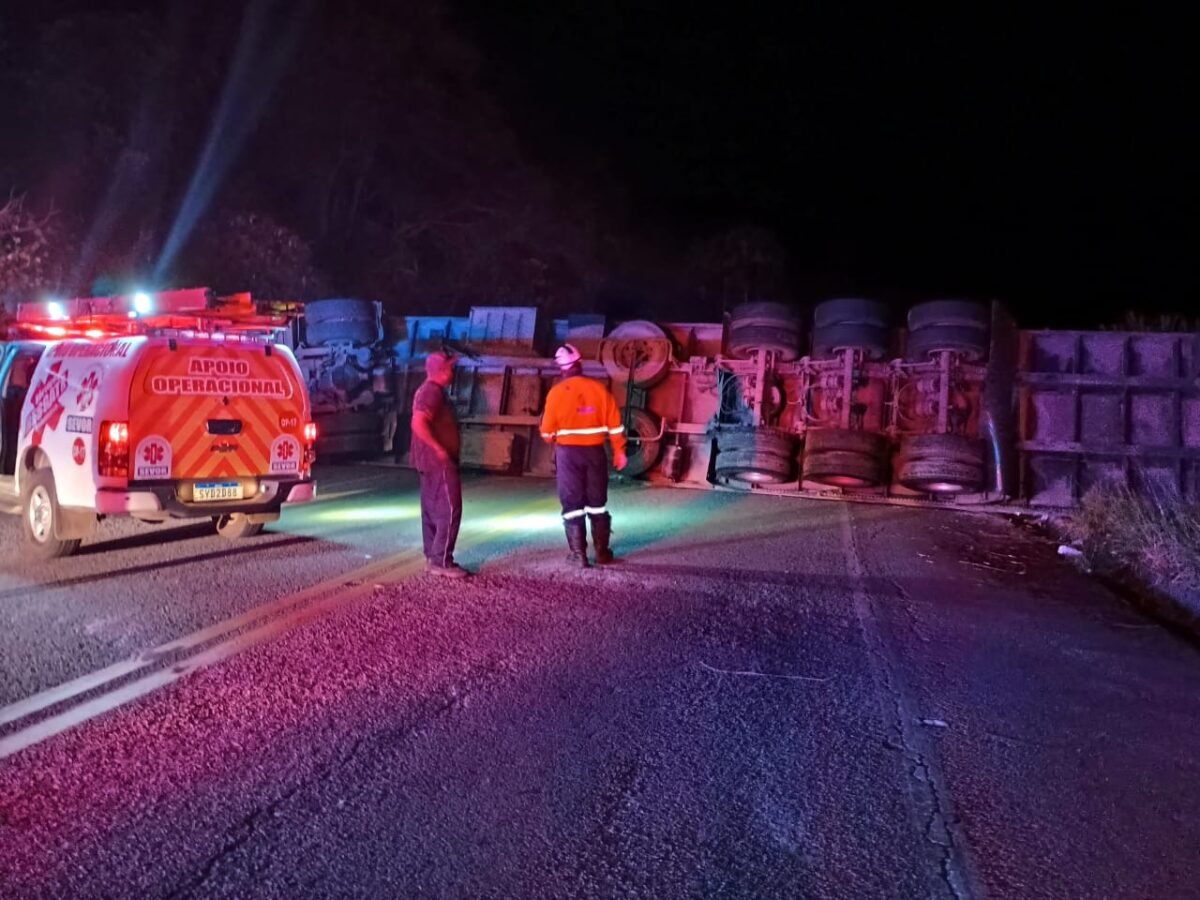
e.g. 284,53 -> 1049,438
554,343 -> 582,368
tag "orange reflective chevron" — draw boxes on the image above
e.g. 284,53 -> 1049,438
130,343 -> 306,480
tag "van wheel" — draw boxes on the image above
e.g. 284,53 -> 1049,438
22,468 -> 81,558
214,514 -> 265,540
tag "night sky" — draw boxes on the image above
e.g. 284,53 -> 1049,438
1,2 -> 1194,327
455,3 -> 1195,326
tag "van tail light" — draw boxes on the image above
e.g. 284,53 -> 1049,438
98,421 -> 130,478
303,421 -> 318,468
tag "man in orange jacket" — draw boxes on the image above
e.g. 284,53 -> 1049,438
540,343 -> 628,567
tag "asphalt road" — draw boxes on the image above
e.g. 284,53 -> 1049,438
1,464 -> 1198,899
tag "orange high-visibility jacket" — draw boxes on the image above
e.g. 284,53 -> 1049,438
540,376 -> 627,455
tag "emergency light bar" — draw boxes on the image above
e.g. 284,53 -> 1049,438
9,288 -> 291,341
16,287 -> 213,323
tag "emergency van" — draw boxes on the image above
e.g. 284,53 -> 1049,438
0,289 -> 317,558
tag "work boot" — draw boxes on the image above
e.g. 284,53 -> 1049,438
564,519 -> 590,568
427,559 -> 470,578
590,513 -> 614,565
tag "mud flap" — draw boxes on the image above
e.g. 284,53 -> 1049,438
56,506 -> 99,540
245,512 -> 280,524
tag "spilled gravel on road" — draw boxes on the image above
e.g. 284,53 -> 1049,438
0,555 -> 927,900
5,496 -> 1197,899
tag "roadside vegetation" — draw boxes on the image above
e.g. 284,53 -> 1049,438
1070,480 -> 1200,628
1105,310 -> 1200,332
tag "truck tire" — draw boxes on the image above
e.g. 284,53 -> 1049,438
801,428 -> 888,487
715,428 -> 796,484
303,299 -> 379,347
304,298 -> 378,325
905,300 -> 989,362
22,468 -> 81,559
305,319 -> 380,347
714,447 -> 795,484
716,427 -> 795,456
813,297 -> 889,328
907,300 -> 989,330
608,407 -> 663,477
726,302 -> 803,361
600,321 -> 673,388
811,298 -> 891,360
802,449 -> 886,487
214,513 -> 265,540
898,433 -> 984,466
895,433 -> 984,493
803,427 -> 885,456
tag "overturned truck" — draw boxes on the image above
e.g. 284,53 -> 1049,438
291,299 -> 397,459
295,300 -> 1200,510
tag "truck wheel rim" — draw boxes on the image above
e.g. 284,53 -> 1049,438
29,486 -> 52,542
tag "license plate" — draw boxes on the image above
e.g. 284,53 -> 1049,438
194,481 -> 243,502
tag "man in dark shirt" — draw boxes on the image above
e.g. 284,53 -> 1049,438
410,351 -> 467,577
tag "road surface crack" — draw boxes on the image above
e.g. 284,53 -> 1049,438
841,506 -> 981,900
163,654 -> 510,898
163,733 -> 368,899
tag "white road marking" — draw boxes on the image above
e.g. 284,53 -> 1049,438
0,554 -> 427,760
0,471 -> 465,730
0,495 -> 552,760
0,548 -> 422,730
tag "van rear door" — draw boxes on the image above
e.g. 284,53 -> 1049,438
129,342 -> 308,484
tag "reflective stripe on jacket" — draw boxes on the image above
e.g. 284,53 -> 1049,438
539,376 -> 627,455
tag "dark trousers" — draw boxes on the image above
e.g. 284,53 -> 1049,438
555,444 -> 609,522
419,463 -> 462,566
